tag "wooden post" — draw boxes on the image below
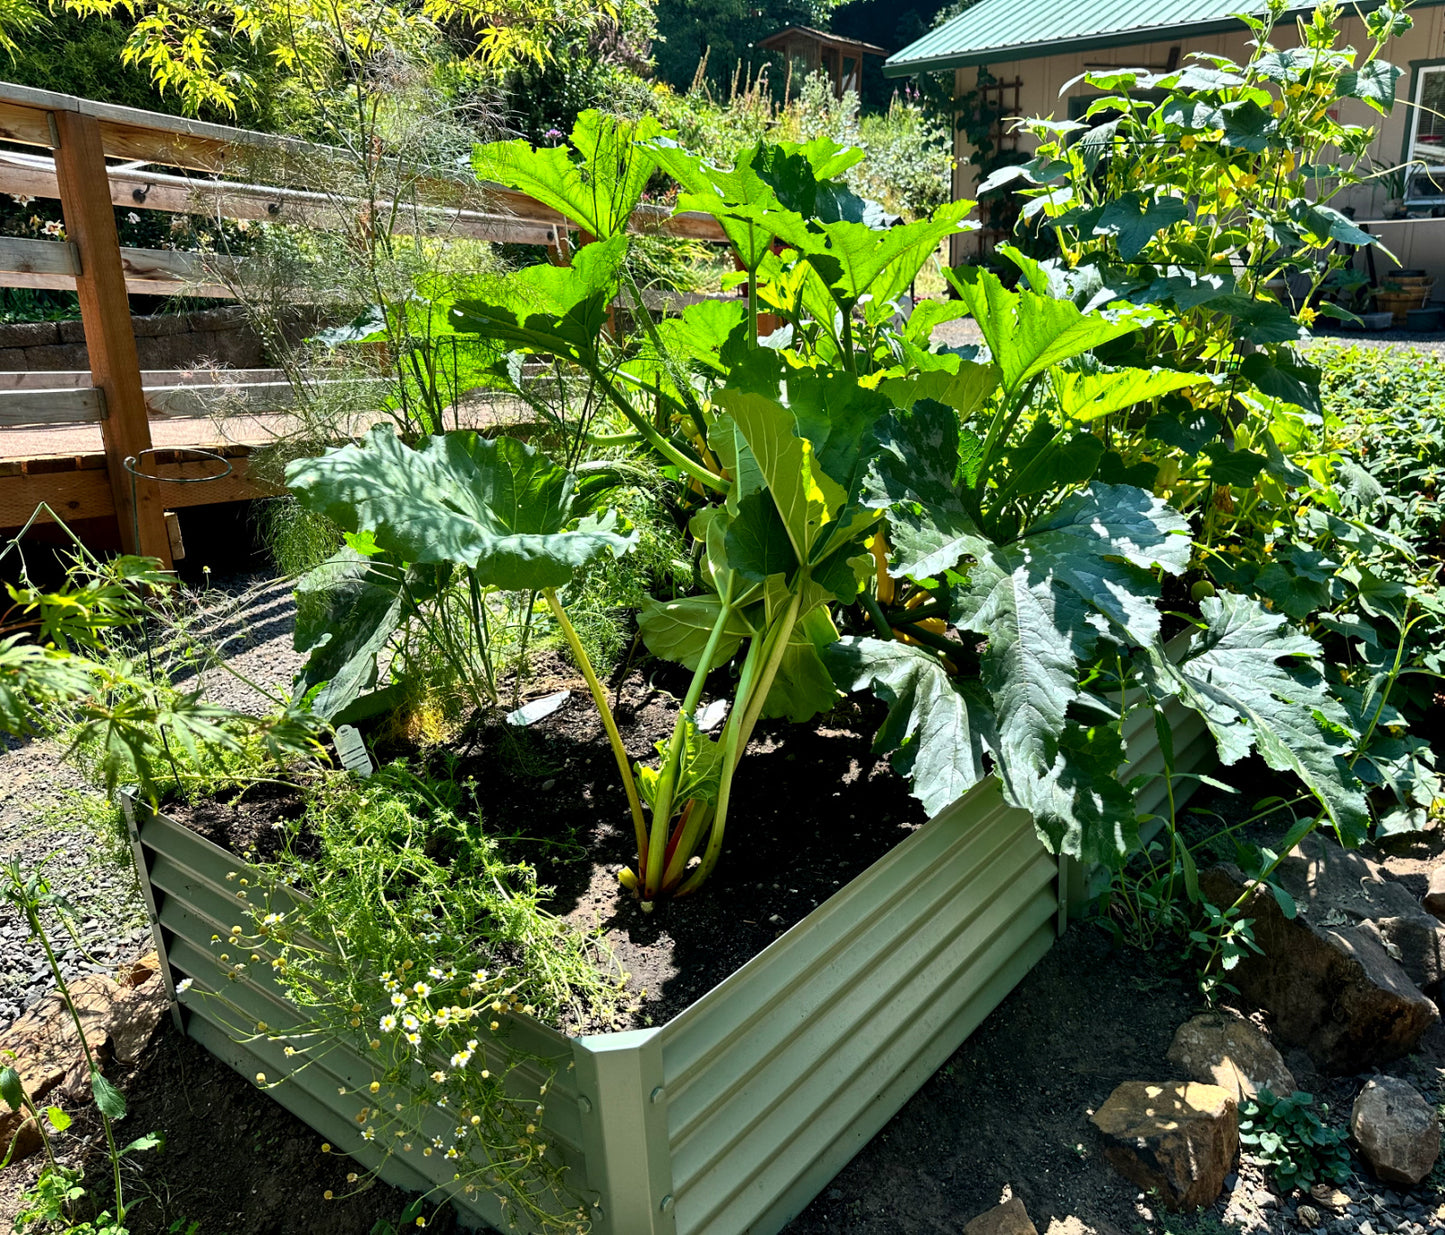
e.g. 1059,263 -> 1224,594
48,104 -> 170,565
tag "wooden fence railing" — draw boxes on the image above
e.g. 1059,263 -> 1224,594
0,80 -> 727,567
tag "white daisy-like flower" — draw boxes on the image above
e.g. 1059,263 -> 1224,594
405,1032 -> 421,1046
428,966 -> 445,980
412,982 -> 431,998
175,978 -> 194,994
379,1014 -> 398,1033
391,992 -> 408,1008
450,1049 -> 472,1068
402,1013 -> 420,1032
361,1127 -> 376,1141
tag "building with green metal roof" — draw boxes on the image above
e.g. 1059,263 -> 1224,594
883,1 -> 1445,278
884,1 -> 1444,75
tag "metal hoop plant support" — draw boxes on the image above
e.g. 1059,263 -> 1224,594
121,448 -> 234,793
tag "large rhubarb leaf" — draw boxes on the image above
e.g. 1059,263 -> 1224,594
825,637 -> 995,816
1149,593 -> 1368,843
472,111 -> 662,240
286,427 -> 635,592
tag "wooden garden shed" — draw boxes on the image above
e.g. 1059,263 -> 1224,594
758,26 -> 889,98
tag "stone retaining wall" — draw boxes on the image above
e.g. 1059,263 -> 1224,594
0,306 -> 316,372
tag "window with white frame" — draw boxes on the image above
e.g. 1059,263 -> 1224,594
1409,63 -> 1445,166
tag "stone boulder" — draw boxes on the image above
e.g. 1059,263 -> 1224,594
1425,865 -> 1445,923
1166,1011 -> 1296,1102
963,1197 -> 1038,1235
0,955 -> 167,1163
1200,849 -> 1439,1074
1350,1077 -> 1441,1186
1090,1081 -> 1238,1211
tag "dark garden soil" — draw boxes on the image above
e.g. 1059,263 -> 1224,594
163,655 -> 930,1033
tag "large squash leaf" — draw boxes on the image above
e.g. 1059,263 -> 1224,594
448,236 -> 629,364
833,485 -> 1189,864
286,426 -> 636,592
776,201 -> 977,316
955,487 -> 1189,809
948,265 -> 1140,395
865,398 -> 983,579
825,637 -> 995,816
1148,593 -> 1368,844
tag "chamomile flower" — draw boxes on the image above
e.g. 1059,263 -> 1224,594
379,1014 -> 398,1033
391,992 -> 408,1008
175,978 -> 194,994
412,982 -> 432,998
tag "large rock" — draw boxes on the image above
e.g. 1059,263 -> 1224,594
1351,1077 -> 1441,1185
1090,1081 -> 1238,1211
0,956 -> 167,1163
1425,865 -> 1445,922
1166,1011 -> 1296,1102
963,1198 -> 1038,1235
1200,845 -> 1439,1073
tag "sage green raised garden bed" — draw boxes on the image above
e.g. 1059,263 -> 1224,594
120,701 -> 1207,1235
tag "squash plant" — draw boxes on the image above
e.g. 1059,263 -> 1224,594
826,267 -> 1368,866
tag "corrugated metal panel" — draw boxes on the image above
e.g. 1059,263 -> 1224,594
658,781 -> 1058,1235
128,690 -> 1213,1235
133,806 -> 584,1234
884,0 -> 1445,73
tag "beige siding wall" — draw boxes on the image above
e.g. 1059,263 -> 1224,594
949,13 -> 1445,278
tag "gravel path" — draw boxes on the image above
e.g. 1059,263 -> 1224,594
0,573 -> 304,1033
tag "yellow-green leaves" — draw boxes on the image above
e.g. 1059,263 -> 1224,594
948,265 -> 1140,396
473,112 -> 663,241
